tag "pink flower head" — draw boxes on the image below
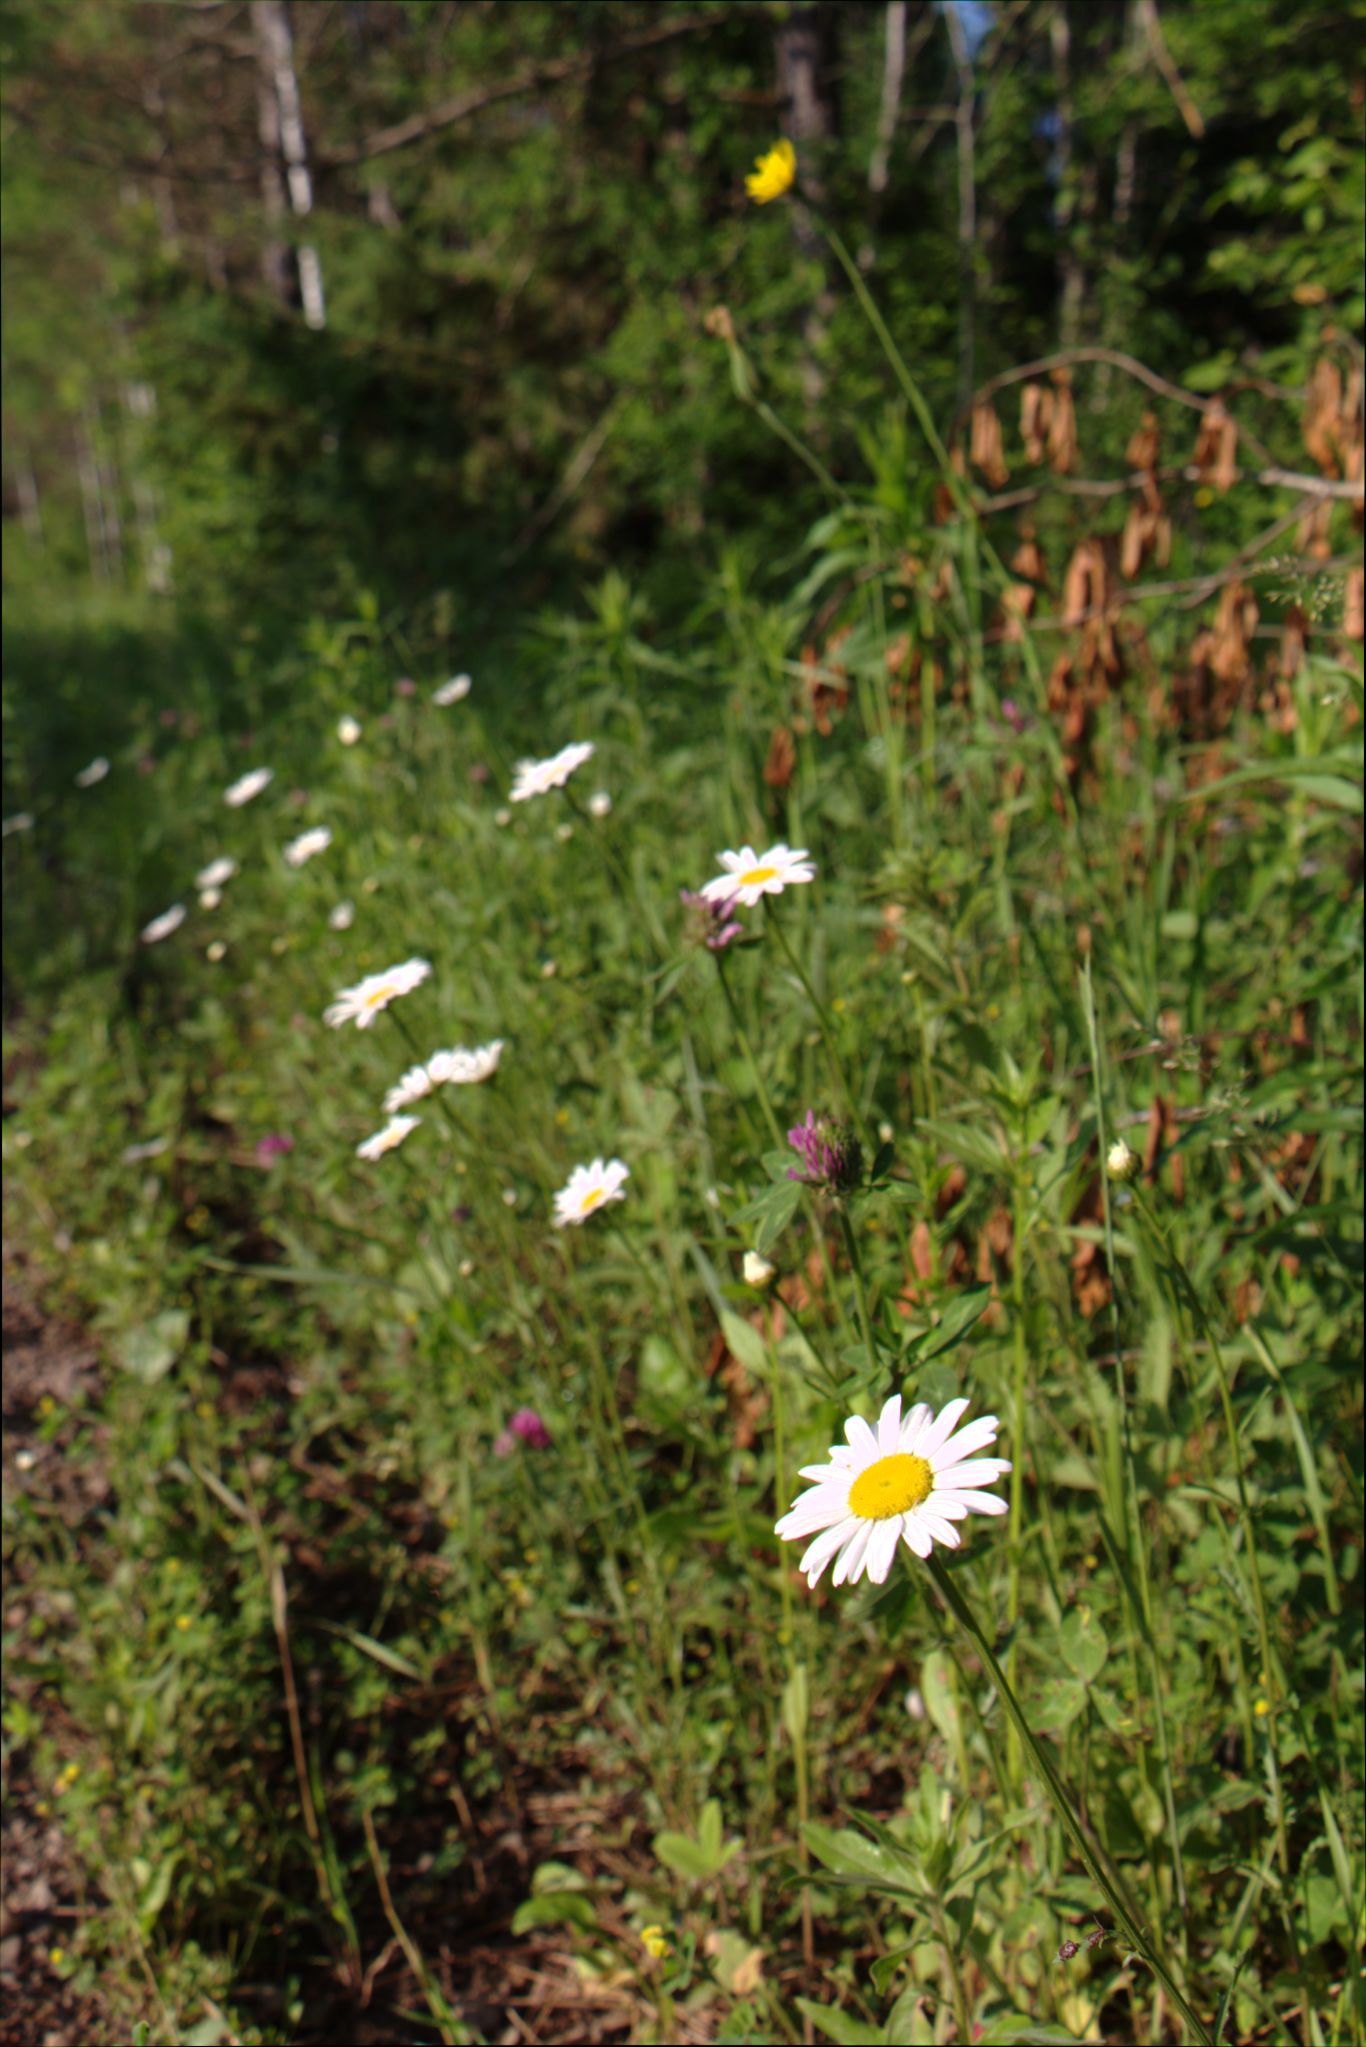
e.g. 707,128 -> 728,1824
492,1428 -> 519,1458
255,1133 -> 294,1167
679,889 -> 744,952
394,676 -> 417,699
509,1407 -> 552,1449
787,1110 -> 863,1194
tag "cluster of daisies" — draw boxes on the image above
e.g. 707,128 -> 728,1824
136,764 -> 338,949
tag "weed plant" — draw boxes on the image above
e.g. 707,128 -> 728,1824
3,176 -> 1363,2047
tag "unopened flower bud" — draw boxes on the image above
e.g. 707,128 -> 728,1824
1106,1138 -> 1138,1183
743,1250 -> 776,1290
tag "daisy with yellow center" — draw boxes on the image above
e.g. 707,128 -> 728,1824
776,1394 -> 1010,1588
323,957 -> 432,1029
746,138 -> 797,205
700,842 -> 815,909
510,741 -> 595,804
553,1156 -> 629,1228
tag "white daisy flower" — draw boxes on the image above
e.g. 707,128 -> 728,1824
553,1156 -> 629,1227
356,1114 -> 421,1161
223,767 -> 274,808
776,1394 -> 1011,1589
701,843 -> 816,908
324,958 -> 431,1029
743,1250 -> 777,1289
337,715 -> 362,746
588,789 -> 612,818
2,813 -> 35,837
1106,1139 -> 1139,1183
328,900 -> 356,931
384,1063 -> 435,1114
432,674 -> 471,706
428,1040 -> 504,1087
196,857 -> 237,889
283,826 -> 332,869
510,741 -> 594,803
75,756 -> 110,788
199,887 -> 222,910
141,904 -> 187,945
206,940 -> 227,962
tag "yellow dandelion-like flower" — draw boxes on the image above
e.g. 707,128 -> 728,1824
641,1925 -> 672,1961
746,138 -> 797,205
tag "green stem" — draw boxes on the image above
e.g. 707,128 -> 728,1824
715,952 -> 787,1151
925,1554 -> 1212,2047
835,1202 -> 877,1369
766,898 -> 853,1115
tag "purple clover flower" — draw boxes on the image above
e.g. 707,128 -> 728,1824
509,1407 -> 552,1449
786,1110 -> 863,1194
680,888 -> 744,952
255,1133 -> 294,1167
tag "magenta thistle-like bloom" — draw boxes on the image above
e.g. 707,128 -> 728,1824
509,1407 -> 552,1449
680,888 -> 744,952
255,1133 -> 294,1166
787,1110 -> 863,1194
492,1428 -> 518,1458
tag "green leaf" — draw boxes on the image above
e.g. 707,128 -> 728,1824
802,1822 -> 919,1894
977,2020 -> 1082,2045
794,1999 -> 887,2045
781,1664 -> 809,1747
1058,1609 -> 1108,1685
719,1310 -> 769,1379
115,1307 -> 189,1383
511,1891 -> 598,1935
917,1650 -> 959,1747
913,1286 -> 994,1363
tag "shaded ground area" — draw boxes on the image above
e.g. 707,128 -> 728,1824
1,1258 -> 731,2045
2,1266 -> 119,2047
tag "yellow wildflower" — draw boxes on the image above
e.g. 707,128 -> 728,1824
641,1924 -> 671,1961
746,138 -> 797,205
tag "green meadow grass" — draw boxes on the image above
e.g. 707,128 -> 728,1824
3,518 -> 1363,2046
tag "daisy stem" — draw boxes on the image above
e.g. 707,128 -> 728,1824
714,952 -> 787,1152
765,899 -> 853,1117
1004,1172 -> 1030,1796
835,1202 -> 878,1372
1081,959 -> 1192,1930
925,1554 -> 1213,2047
763,1302 -> 816,1973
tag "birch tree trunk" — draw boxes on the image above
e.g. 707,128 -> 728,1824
251,0 -> 326,328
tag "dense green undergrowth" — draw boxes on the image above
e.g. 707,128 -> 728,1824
4,450 -> 1362,2047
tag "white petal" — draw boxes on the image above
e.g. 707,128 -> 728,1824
833,1520 -> 874,1586
916,1397 -> 971,1460
899,1402 -> 934,1451
931,1414 -> 1001,1468
799,1518 -> 858,1585
775,1483 -> 849,1540
865,1518 -> 902,1584
919,1513 -> 961,1549
930,1457 -> 1012,1490
933,1487 -> 1010,1515
844,1414 -> 878,1459
797,1460 -> 840,1482
901,1515 -> 934,1558
877,1395 -> 902,1454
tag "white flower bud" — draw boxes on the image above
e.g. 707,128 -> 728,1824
743,1250 -> 777,1289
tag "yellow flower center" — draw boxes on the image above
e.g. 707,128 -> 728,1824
579,1185 -> 608,1213
362,984 -> 393,1008
739,863 -> 778,885
849,1452 -> 933,1520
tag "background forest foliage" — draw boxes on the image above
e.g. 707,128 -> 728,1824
2,6 -> 1363,2047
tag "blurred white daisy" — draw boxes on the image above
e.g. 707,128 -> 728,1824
206,940 -> 227,963
701,843 -> 815,908
324,958 -> 431,1029
284,826 -> 332,868
2,813 -> 35,837
224,767 -> 274,808
141,904 -> 187,945
356,1115 -> 421,1161
776,1394 -> 1010,1588
337,715 -> 362,746
75,756 -> 110,788
328,901 -> 355,931
432,675 -> 471,706
588,790 -> 613,818
196,857 -> 237,889
510,741 -> 594,803
384,1064 -> 434,1114
199,887 -> 222,910
429,1040 -> 504,1087
553,1156 -> 629,1227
